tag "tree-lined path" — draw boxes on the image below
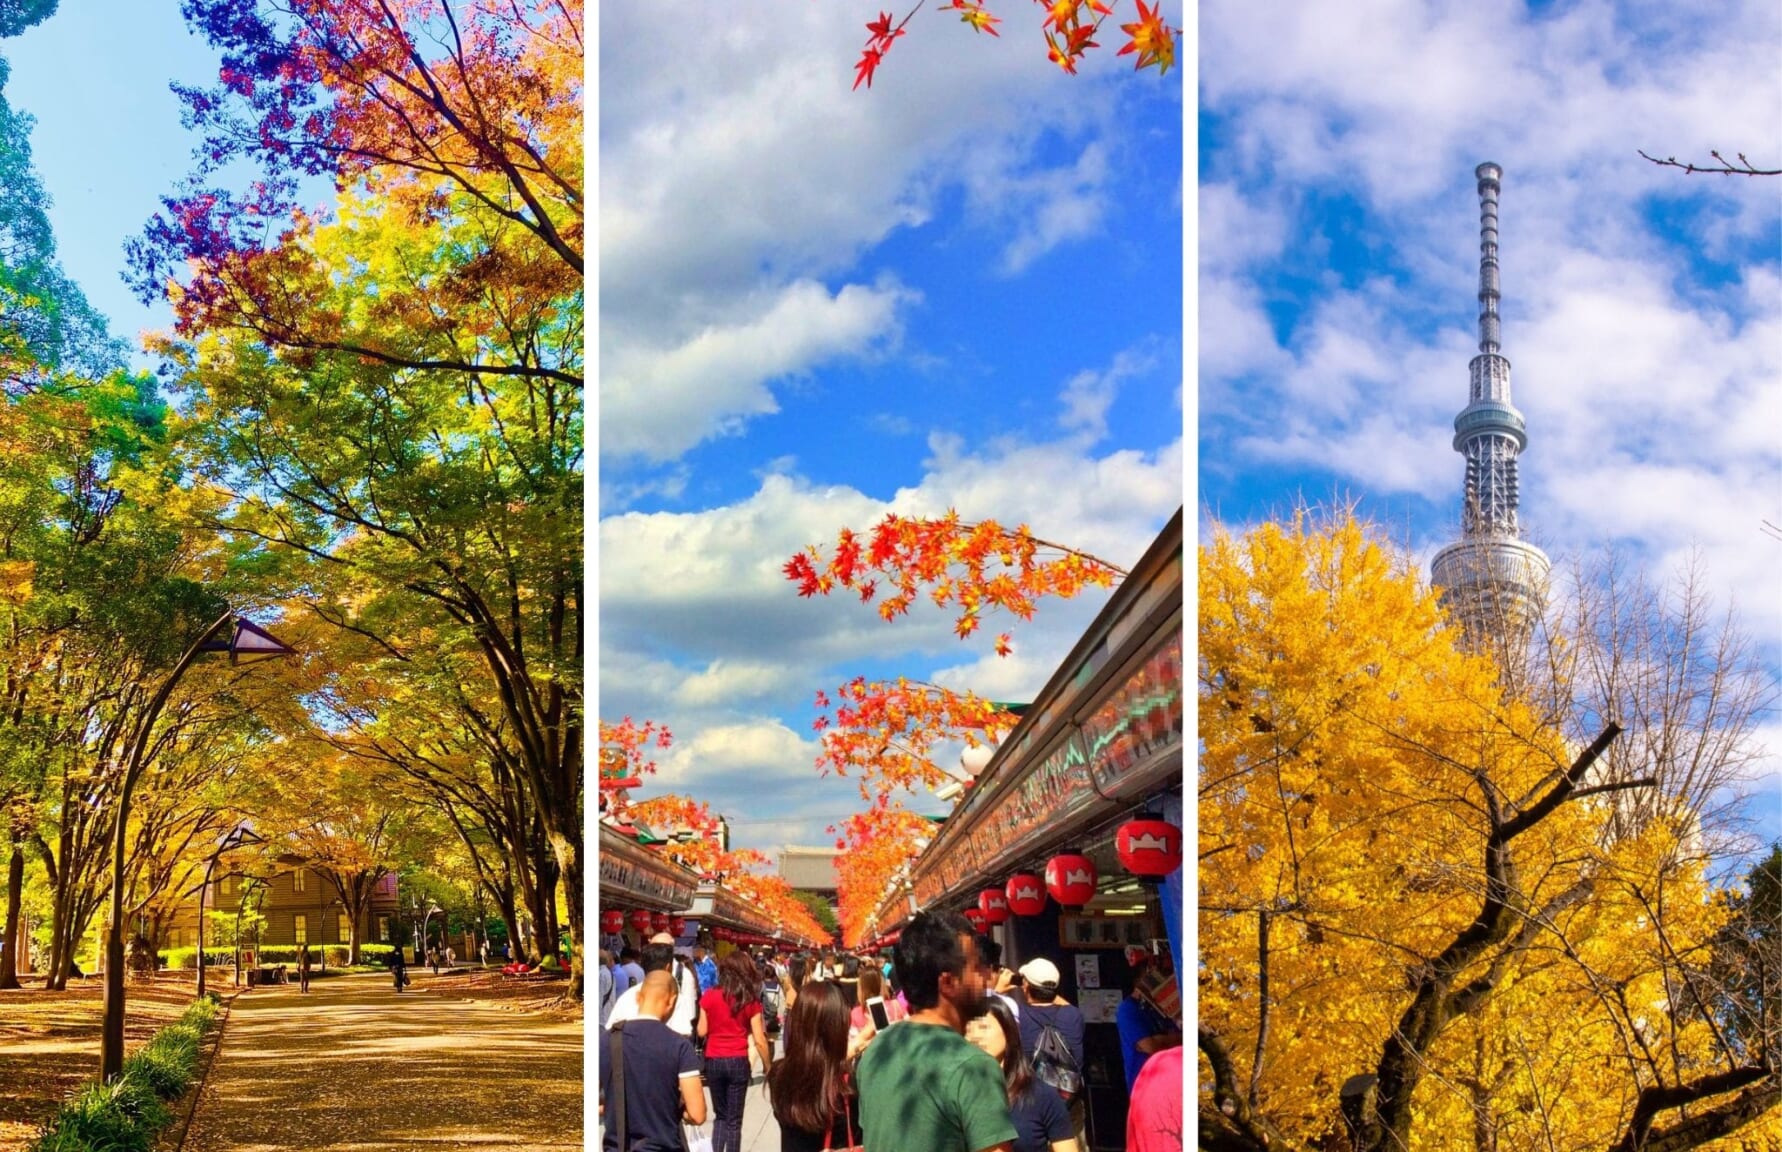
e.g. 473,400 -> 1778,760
185,974 -> 581,1152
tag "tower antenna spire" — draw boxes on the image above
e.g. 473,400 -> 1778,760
1430,163 -> 1550,639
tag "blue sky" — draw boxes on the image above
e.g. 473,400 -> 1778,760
597,5 -> 1185,857
4,2 -> 224,363
1198,0 -> 1782,847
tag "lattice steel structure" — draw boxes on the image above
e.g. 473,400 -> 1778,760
1431,163 -> 1550,638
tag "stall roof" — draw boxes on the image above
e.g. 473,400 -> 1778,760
598,823 -> 703,912
870,508 -> 1184,935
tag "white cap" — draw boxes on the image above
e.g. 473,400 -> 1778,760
1018,957 -> 1060,989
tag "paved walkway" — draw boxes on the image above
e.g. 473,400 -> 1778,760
186,971 -> 581,1152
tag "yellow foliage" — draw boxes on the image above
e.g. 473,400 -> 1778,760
1199,511 -> 1765,1150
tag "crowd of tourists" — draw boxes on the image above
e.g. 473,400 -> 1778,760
596,909 -> 1183,1152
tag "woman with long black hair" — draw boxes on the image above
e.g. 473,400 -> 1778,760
698,950 -> 774,1152
966,998 -> 1077,1152
767,980 -> 876,1152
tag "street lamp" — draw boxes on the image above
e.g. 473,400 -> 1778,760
420,902 -> 441,965
186,825 -> 266,999
100,612 -> 295,1083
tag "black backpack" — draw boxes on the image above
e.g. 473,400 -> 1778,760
1029,1010 -> 1083,1101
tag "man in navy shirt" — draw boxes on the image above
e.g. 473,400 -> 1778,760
601,971 -> 706,1151
1015,958 -> 1088,1148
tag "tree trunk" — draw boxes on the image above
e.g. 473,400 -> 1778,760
553,829 -> 583,1001
0,835 -> 23,989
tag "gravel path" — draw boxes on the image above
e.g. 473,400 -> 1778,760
185,971 -> 581,1152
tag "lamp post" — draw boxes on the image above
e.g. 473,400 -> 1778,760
99,612 -> 294,1083
189,825 -> 266,999
420,902 -> 441,966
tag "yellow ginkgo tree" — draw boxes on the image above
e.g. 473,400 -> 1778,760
1198,510 -> 1779,1152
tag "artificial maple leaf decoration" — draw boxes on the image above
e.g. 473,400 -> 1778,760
1117,0 -> 1176,74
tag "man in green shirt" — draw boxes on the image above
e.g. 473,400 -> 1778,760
856,910 -> 1016,1152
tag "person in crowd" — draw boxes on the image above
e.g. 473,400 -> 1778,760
445,944 -> 455,968
849,965 -> 906,1034
297,943 -> 311,994
615,946 -> 644,998
1014,959 -> 1086,1149
1125,1045 -> 1183,1152
967,998 -> 1077,1152
768,978 -> 877,1152
1116,960 -> 1182,1092
601,970 -> 706,1152
698,950 -> 775,1152
607,939 -> 698,1037
389,945 -> 408,992
978,936 -> 1021,1020
694,943 -> 719,995
856,909 -> 1016,1152
837,952 -> 861,1008
811,949 -> 834,982
598,949 -> 617,1028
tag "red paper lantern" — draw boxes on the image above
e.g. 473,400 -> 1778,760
629,908 -> 654,933
978,889 -> 1009,925
600,909 -> 625,935
650,911 -> 669,933
1045,852 -> 1097,907
1005,873 -> 1046,916
1116,818 -> 1183,877
963,906 -> 987,931
670,916 -> 687,937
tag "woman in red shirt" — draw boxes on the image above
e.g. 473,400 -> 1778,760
698,949 -> 774,1152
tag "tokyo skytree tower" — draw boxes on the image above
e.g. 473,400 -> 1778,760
1430,163 -> 1550,637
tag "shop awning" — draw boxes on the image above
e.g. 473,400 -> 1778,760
598,823 -> 701,912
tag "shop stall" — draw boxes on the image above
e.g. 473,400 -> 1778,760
596,822 -> 701,951
866,507 -> 1184,1151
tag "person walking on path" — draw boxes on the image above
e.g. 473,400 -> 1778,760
389,946 -> 409,993
768,979 -> 876,1152
698,950 -> 774,1152
297,944 -> 311,994
855,909 -> 1016,1152
602,971 -> 707,1152
967,998 -> 1077,1152
1125,1045 -> 1183,1152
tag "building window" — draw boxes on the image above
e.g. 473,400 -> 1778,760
293,914 -> 307,946
377,915 -> 389,942
168,927 -> 180,949
338,913 -> 351,942
220,875 -> 232,897
292,869 -> 305,894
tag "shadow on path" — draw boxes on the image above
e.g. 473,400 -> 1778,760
187,972 -> 581,1151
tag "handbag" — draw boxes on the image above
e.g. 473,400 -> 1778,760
820,1092 -> 865,1152
682,1121 -> 713,1152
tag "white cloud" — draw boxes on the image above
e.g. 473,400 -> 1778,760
601,278 -> 913,462
598,2 -> 1155,464
1058,345 -> 1157,441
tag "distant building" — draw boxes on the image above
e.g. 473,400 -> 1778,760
162,858 -> 400,950
778,845 -> 840,900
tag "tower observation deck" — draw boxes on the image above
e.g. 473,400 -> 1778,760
1430,163 -> 1550,637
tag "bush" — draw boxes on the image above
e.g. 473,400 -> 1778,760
29,995 -> 221,1151
156,947 -> 232,970
29,1077 -> 169,1152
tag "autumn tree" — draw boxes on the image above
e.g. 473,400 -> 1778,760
1197,509 -> 1779,1152
130,0 -> 585,996
788,511 -> 1129,934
